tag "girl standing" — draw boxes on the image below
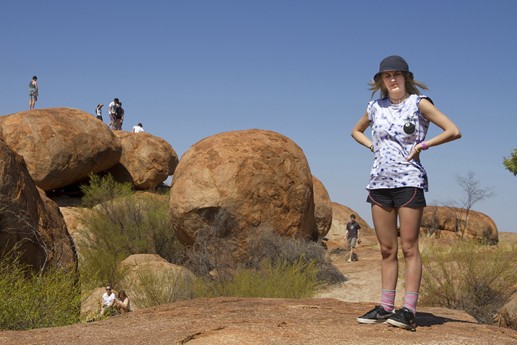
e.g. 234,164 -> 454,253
352,55 -> 461,330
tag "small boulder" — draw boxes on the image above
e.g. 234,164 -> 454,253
108,131 -> 179,189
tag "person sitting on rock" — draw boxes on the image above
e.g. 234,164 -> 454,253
115,290 -> 131,314
100,285 -> 117,316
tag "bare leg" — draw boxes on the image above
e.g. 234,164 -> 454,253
398,207 -> 423,293
371,205 -> 399,290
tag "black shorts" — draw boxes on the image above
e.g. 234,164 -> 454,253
366,187 -> 426,208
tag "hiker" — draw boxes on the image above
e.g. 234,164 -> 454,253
351,55 -> 461,330
115,290 -> 131,314
100,285 -> 117,316
113,102 -> 124,130
132,122 -> 144,133
346,214 -> 361,262
108,98 -> 120,129
28,76 -> 38,110
95,103 -> 104,121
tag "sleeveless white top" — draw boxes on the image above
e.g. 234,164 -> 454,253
366,94 -> 430,191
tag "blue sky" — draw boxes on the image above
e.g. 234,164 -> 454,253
2,1 -> 516,233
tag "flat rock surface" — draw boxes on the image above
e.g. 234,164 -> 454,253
2,234 -> 517,344
1,298 -> 516,345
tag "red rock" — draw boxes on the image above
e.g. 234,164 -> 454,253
0,108 -> 121,191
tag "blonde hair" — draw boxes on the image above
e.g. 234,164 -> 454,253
369,71 -> 428,99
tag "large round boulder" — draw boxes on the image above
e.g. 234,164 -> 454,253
420,206 -> 498,244
0,139 -> 76,270
170,129 -> 316,255
0,108 -> 121,191
312,175 -> 332,240
108,131 -> 179,189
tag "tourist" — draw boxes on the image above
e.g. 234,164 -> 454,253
346,214 -> 361,262
100,285 -> 116,316
351,55 -> 461,330
132,123 -> 144,133
115,290 -> 131,314
95,103 -> 104,121
28,76 -> 38,110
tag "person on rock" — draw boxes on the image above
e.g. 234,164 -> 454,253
115,290 -> 131,314
100,285 -> 117,316
28,76 -> 38,110
132,122 -> 144,133
351,55 -> 461,330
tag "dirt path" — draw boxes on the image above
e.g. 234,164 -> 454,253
316,235 -> 406,304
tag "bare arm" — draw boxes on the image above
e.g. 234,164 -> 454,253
351,111 -> 373,150
406,99 -> 462,161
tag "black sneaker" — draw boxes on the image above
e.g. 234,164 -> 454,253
356,305 -> 394,324
386,307 -> 416,330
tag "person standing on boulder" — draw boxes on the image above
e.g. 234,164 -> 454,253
346,214 -> 361,262
95,103 -> 104,121
108,98 -> 119,129
351,55 -> 461,330
28,76 -> 38,110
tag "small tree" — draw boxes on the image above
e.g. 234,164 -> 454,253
454,172 -> 494,239
503,148 -> 517,176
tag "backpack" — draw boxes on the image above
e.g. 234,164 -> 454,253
115,106 -> 123,119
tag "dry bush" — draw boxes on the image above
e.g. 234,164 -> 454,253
194,258 -> 320,299
246,230 -> 345,285
125,268 -> 195,308
420,240 -> 517,324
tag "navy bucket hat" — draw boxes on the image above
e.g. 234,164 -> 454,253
373,55 -> 414,81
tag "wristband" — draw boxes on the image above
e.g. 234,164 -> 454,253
369,145 -> 374,153
421,142 -> 429,150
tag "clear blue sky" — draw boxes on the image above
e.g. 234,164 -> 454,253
2,1 -> 516,233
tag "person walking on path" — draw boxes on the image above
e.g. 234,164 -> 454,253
346,214 -> 361,262
352,55 -> 461,330
28,76 -> 38,110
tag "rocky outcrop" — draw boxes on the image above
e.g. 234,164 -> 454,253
421,206 -> 498,244
170,129 -> 316,259
325,202 -> 373,249
6,299 -> 517,345
108,131 -> 179,189
312,175 -> 332,240
0,139 -> 76,270
0,108 -> 121,191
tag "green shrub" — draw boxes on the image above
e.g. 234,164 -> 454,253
420,240 -> 517,324
194,258 -> 320,299
0,258 -> 80,330
80,173 -> 133,208
78,179 -> 184,289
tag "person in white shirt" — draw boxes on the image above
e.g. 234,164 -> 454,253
100,285 -> 116,316
132,123 -> 144,133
